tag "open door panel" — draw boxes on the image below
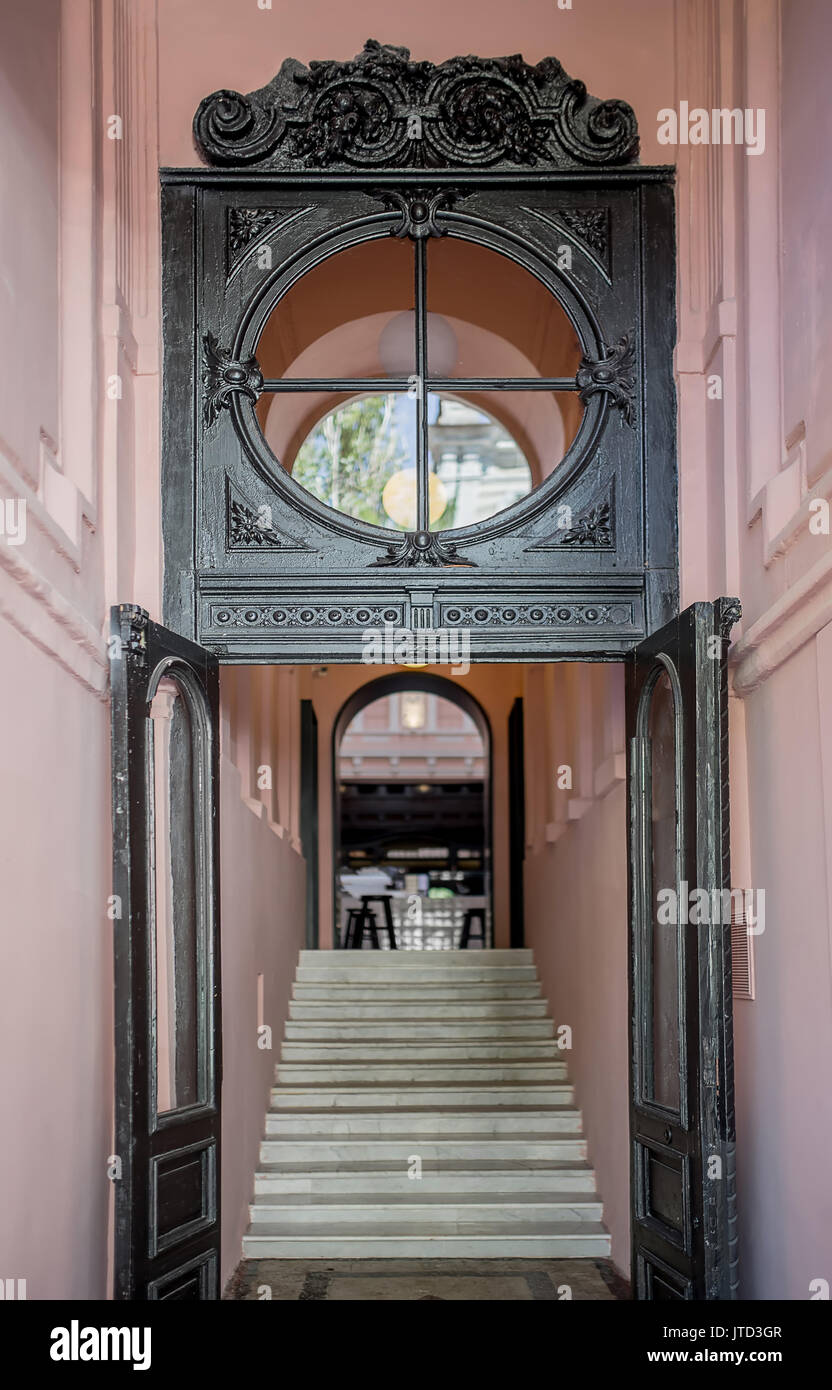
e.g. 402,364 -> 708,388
626,598 -> 741,1300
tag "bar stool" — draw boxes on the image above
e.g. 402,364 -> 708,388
351,910 -> 380,950
342,907 -> 373,949
459,907 -> 486,949
360,894 -> 397,949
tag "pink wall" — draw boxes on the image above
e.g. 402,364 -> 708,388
522,660 -> 630,1275
218,743 -> 305,1291
732,641 -> 832,1298
0,623 -> 112,1299
158,0 -> 675,169
525,785 -> 630,1274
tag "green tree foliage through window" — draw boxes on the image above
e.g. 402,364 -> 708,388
293,394 -> 408,529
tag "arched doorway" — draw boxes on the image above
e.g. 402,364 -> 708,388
332,673 -> 492,949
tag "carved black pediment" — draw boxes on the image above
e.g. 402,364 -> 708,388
193,39 -> 639,172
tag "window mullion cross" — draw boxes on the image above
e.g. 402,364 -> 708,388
414,239 -> 429,535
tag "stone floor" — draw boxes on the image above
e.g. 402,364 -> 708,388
226,1258 -> 630,1301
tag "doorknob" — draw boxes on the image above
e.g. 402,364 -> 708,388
663,1126 -> 673,1145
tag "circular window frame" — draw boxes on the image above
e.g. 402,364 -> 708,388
229,210 -> 612,547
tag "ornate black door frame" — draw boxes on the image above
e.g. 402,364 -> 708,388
161,40 -> 678,663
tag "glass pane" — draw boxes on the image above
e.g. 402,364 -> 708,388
427,391 -> 569,530
264,392 -> 417,530
427,236 -> 583,384
151,676 -> 201,1114
646,668 -> 681,1111
256,237 -> 416,380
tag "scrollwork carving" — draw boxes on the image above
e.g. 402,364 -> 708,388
376,188 -> 459,238
202,333 -> 264,428
370,530 -> 477,568
576,333 -> 637,426
194,40 -> 639,172
718,597 -> 742,640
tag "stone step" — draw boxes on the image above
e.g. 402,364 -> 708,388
279,1041 -> 561,1062
264,1107 -> 582,1136
299,949 -> 535,966
258,1135 -> 588,1164
284,1020 -> 554,1041
242,1221 -> 611,1259
296,966 -> 538,985
269,1084 -> 573,1109
253,1158 -> 598,1195
288,1000 -> 549,1021
276,1061 -> 565,1085
249,1192 -> 604,1226
293,982 -> 543,1001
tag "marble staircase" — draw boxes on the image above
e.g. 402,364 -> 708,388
242,948 -> 610,1259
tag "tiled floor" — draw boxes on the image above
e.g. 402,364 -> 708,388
226,1258 -> 630,1301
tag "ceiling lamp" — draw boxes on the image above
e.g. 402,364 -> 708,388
378,311 -> 458,376
382,468 -> 448,530
401,692 -> 427,729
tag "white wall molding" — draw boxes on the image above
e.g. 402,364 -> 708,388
594,751 -> 627,799
731,548 -> 832,694
0,542 -> 107,697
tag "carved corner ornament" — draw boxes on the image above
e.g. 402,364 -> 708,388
227,206 -> 283,256
115,604 -> 149,666
370,530 -> 477,568
576,332 -> 637,426
718,597 -> 742,641
225,484 -> 310,552
202,333 -> 264,428
559,498 -> 614,548
376,188 -> 460,238
193,39 -> 639,172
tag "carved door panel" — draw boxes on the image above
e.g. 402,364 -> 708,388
627,599 -> 740,1300
109,605 -> 222,1299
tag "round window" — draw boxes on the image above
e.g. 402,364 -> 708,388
253,231 -> 587,533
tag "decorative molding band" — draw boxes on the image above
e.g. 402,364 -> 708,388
193,39 -> 639,172
211,602 -> 406,629
730,550 -> 832,696
439,600 -> 631,627
0,542 -> 108,698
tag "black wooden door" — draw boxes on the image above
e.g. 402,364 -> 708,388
508,698 -> 526,948
626,598 -> 740,1300
300,699 -> 319,949
109,605 -> 222,1300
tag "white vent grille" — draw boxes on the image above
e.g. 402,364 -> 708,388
731,897 -> 756,1000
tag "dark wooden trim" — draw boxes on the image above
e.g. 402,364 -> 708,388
161,167 -> 676,188
300,699 -> 319,949
161,184 -> 199,641
508,698 -> 526,949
